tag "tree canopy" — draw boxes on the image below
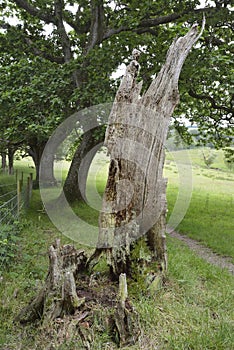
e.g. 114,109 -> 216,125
0,0 -> 233,160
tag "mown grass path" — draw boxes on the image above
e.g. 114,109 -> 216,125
167,228 -> 234,275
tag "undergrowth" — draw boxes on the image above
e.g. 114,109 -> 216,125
0,187 -> 233,349
0,152 -> 233,349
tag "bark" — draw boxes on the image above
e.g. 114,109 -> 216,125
29,142 -> 56,188
8,147 -> 16,175
63,126 -> 104,203
88,0 -> 105,51
15,240 -> 87,324
54,0 -> 73,63
1,152 -> 7,172
40,152 -> 56,186
114,273 -> 140,347
93,22 -> 205,279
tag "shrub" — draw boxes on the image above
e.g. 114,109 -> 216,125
201,149 -> 216,168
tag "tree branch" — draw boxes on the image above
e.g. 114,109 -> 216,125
0,21 -> 65,64
86,0 -> 105,52
134,27 -> 159,36
13,0 -> 56,24
54,0 -> 73,62
63,10 -> 90,34
24,36 -> 64,63
13,0 -> 90,35
103,7 -> 214,40
188,89 -> 233,115
8,1 -> 72,63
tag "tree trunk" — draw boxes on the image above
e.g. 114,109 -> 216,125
29,145 -> 43,188
40,152 -> 56,186
29,142 -> 56,188
1,152 -> 7,172
63,126 -> 104,203
8,147 -> 15,175
93,22 -> 204,279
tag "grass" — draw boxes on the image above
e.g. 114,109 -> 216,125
165,147 -> 233,172
134,236 -> 234,350
0,207 -> 233,349
163,149 -> 234,261
175,190 -> 234,260
0,148 -> 233,349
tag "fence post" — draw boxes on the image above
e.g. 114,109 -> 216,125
30,173 -> 33,200
15,169 -> 18,183
25,177 -> 30,209
29,173 -> 33,200
17,179 -> 23,216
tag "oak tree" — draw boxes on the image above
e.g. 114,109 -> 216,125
0,0 -> 233,198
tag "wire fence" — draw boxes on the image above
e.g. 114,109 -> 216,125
0,183 -> 16,188
0,190 -> 17,200
0,172 -> 34,270
0,172 -> 33,227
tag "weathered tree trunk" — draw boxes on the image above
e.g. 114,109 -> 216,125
63,126 -> 104,203
93,22 -> 205,279
16,23 -> 204,348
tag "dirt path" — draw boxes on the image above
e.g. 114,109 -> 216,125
167,228 -> 234,275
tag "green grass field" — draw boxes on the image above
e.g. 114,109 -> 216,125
0,148 -> 233,349
164,148 -> 234,261
88,147 -> 234,261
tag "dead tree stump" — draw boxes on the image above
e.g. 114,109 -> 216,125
15,240 -> 87,324
94,21 -> 205,280
16,21 -> 204,348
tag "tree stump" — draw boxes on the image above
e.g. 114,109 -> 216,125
15,240 -> 87,324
